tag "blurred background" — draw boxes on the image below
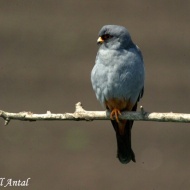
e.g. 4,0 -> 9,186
0,0 -> 190,189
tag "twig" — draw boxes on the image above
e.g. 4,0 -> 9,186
0,102 -> 190,125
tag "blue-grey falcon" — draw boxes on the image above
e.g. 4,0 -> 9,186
91,25 -> 145,164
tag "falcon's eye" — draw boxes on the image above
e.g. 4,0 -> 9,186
102,34 -> 113,41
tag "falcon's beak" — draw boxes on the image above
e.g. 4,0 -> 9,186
97,37 -> 104,45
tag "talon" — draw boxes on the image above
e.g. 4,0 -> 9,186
110,109 -> 121,123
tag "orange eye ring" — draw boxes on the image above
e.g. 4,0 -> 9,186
102,34 -> 113,40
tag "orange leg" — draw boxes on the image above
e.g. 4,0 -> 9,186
110,109 -> 121,123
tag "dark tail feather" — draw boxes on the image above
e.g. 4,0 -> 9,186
111,119 -> 136,164
111,103 -> 137,164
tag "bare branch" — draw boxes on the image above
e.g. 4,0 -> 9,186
0,102 -> 190,125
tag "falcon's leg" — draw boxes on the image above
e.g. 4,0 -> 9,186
110,109 -> 121,123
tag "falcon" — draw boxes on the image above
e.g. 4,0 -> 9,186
91,25 -> 145,164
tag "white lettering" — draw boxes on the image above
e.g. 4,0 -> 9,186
0,178 -> 5,186
4,179 -> 12,187
25,178 -> 30,186
2,178 -> 31,187
12,180 -> 18,186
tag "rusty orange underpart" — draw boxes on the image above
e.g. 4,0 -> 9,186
105,98 -> 134,111
105,98 -> 134,135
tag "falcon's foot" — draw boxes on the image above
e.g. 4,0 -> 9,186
110,109 -> 121,123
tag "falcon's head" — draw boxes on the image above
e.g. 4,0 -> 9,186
97,25 -> 133,50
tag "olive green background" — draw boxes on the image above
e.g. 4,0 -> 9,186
0,1 -> 190,189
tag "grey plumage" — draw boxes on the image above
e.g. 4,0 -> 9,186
91,25 -> 145,164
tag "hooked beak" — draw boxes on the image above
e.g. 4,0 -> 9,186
97,37 -> 104,45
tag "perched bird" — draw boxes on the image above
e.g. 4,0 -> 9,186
91,25 -> 145,164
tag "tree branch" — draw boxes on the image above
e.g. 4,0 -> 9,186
0,102 -> 190,125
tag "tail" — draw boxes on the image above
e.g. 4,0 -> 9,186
111,103 -> 137,164
111,119 -> 135,164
